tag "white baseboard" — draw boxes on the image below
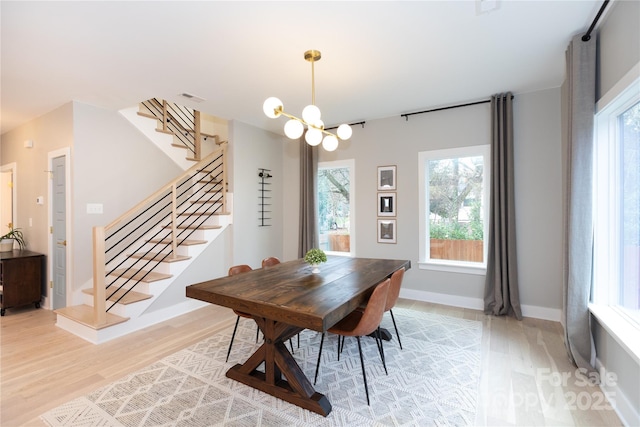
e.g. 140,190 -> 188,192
399,288 -> 561,322
595,357 -> 640,427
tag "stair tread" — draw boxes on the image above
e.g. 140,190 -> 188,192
198,178 -> 222,185
82,288 -> 152,304
137,111 -> 160,120
178,211 -> 230,217
110,268 -> 172,282
147,238 -> 207,246
55,305 -> 129,330
190,200 -> 223,205
129,252 -> 191,263
163,224 -> 222,230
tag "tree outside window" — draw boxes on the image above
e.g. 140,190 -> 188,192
428,156 -> 485,262
318,164 -> 352,254
419,145 -> 489,268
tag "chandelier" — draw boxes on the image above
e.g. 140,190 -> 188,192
263,50 -> 352,152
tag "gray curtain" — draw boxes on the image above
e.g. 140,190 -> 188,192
484,92 -> 522,320
563,34 -> 597,374
298,140 -> 318,258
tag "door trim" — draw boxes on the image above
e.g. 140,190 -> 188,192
0,162 -> 17,234
47,148 -> 71,310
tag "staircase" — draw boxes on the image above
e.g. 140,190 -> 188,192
55,100 -> 231,344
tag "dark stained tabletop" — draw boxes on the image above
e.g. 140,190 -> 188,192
186,256 -> 410,332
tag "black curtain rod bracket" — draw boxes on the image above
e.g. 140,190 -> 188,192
582,0 -> 609,42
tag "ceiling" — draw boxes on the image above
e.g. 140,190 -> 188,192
1,1 -> 603,136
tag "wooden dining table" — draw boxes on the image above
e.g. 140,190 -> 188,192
186,256 -> 410,416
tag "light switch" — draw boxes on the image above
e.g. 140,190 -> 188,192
86,203 -> 103,214
36,196 -> 44,205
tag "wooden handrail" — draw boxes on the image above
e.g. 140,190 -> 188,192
105,146 -> 225,232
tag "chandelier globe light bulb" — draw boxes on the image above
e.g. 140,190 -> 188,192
263,97 -> 283,118
284,119 -> 304,139
305,128 -> 323,146
302,104 -> 321,124
337,123 -> 353,140
322,135 -> 339,151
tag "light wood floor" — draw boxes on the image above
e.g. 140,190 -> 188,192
1,300 -> 622,426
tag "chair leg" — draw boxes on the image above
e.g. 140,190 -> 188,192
375,327 -> 388,375
255,325 -> 260,343
314,333 -> 325,385
389,309 -> 402,350
289,338 -> 295,354
337,335 -> 345,361
226,316 -> 241,363
356,336 -> 370,405
297,333 -> 300,348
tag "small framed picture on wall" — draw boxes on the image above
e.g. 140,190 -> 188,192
377,165 -> 396,190
377,219 -> 396,244
377,192 -> 396,217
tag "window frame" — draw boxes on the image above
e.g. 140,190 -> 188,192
317,158 -> 356,257
418,145 -> 490,275
591,65 -> 640,363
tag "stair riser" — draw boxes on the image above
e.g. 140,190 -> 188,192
81,293 -> 150,318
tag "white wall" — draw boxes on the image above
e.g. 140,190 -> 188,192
283,88 -> 564,317
229,120 -> 284,269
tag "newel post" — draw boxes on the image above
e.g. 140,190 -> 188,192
93,226 -> 107,325
194,110 -> 202,161
162,100 -> 168,132
171,183 -> 178,259
221,146 -> 227,213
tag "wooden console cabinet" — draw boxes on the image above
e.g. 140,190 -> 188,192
0,250 -> 44,316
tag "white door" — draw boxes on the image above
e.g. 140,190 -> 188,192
52,156 -> 67,309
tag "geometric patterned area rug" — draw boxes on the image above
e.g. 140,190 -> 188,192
41,308 -> 482,427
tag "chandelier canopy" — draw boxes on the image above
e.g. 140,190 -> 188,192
263,50 -> 352,152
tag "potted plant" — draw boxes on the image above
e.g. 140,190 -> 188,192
0,223 -> 26,252
304,248 -> 327,273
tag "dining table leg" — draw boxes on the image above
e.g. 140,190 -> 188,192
226,318 -> 332,416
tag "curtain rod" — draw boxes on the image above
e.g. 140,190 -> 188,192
582,0 -> 609,42
325,121 -> 366,131
400,95 -> 513,121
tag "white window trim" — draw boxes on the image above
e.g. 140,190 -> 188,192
591,62 -> 640,364
418,145 -> 490,274
318,158 -> 355,257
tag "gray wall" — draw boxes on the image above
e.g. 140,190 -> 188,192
0,103 -> 73,256
597,0 -> 640,100
283,87 -> 564,320
72,102 -> 182,296
230,120 -> 284,269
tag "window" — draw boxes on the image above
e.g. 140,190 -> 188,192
317,159 -> 355,256
593,76 -> 640,331
418,145 -> 490,274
